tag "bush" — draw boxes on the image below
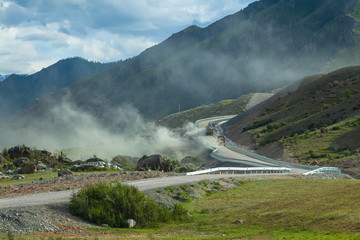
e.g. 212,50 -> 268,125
1,148 -> 9,160
199,180 -> 208,186
69,182 -> 187,228
163,159 -> 180,172
172,203 -> 190,221
243,119 -> 273,131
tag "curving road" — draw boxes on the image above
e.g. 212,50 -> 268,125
195,116 -> 309,174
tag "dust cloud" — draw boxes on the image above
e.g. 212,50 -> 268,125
0,101 -> 208,161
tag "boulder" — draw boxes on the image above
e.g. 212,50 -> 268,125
0,154 -> 6,163
7,168 -> 21,175
40,150 -> 52,159
127,219 -> 136,228
57,156 -> 73,164
73,160 -> 83,165
21,163 -> 37,174
58,169 -> 73,177
12,175 -> 25,180
104,162 -> 122,170
86,157 -> 105,167
136,154 -> 167,171
36,164 -> 47,171
8,145 -> 31,159
178,164 -> 196,173
0,175 -> 9,180
14,157 -> 30,167
41,158 -> 53,165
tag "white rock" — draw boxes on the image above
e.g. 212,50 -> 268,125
127,219 -> 136,228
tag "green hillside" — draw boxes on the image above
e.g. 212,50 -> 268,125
226,66 -> 360,175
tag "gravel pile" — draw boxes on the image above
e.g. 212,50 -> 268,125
0,209 -> 61,233
0,203 -> 100,234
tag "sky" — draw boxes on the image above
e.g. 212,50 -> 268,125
0,0 -> 255,75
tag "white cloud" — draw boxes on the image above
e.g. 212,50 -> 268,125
0,0 -> 255,74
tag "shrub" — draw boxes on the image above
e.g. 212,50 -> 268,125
243,119 -> 273,131
1,148 -> 10,160
309,150 -> 317,158
172,203 -> 190,221
165,186 -> 174,192
199,180 -> 208,186
69,182 -> 187,228
163,159 -> 180,172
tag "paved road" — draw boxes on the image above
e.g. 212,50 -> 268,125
214,146 -> 275,166
0,174 -> 258,209
195,117 -> 277,167
195,116 -> 309,174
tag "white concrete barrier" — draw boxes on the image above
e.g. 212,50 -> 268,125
303,167 -> 341,175
186,167 -> 291,176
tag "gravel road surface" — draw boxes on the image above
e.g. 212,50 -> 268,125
0,174 -> 264,209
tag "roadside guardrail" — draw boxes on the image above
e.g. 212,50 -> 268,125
210,120 -> 342,173
186,167 -> 291,176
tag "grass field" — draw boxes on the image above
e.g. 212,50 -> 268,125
0,172 -> 58,187
182,179 -> 360,239
281,116 -> 360,166
5,178 -> 359,239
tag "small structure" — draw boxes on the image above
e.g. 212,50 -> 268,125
206,123 -> 214,135
217,136 -> 226,144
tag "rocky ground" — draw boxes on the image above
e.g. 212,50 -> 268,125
0,204 -> 95,234
0,171 -> 178,199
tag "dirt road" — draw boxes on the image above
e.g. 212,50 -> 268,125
0,174 -> 294,209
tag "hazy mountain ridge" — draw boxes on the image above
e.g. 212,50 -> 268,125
15,0 -> 360,126
0,75 -> 9,82
158,92 -> 274,129
2,0 -> 360,154
0,57 -> 120,122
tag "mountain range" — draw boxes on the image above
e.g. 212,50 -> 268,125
0,75 -> 9,82
0,57 -> 119,122
6,0 -> 360,126
1,0 -> 360,156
